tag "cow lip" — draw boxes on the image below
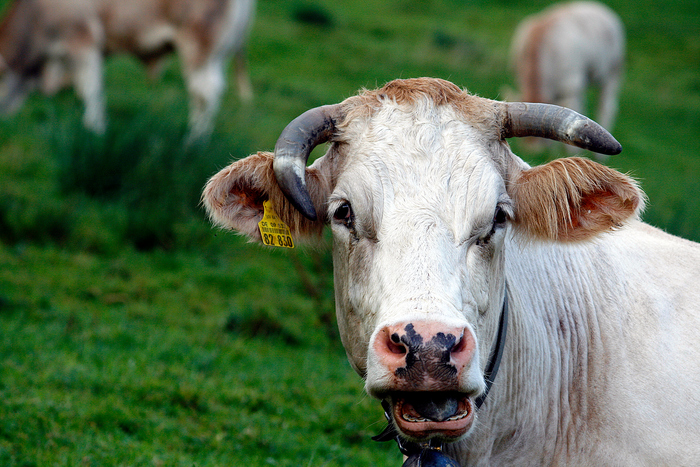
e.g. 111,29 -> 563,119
391,392 -> 474,440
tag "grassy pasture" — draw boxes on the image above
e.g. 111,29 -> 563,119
0,0 -> 698,465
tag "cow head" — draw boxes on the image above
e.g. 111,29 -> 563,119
203,78 -> 643,443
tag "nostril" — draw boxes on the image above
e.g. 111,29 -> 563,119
452,333 -> 468,354
387,333 -> 406,354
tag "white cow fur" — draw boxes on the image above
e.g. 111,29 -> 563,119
202,78 -> 700,465
454,224 -> 700,465
510,1 -> 625,156
0,0 -> 256,140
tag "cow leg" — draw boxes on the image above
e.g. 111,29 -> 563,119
181,53 -> 225,142
596,73 -> 621,133
0,71 -> 31,115
588,76 -> 621,163
145,57 -> 165,81
41,59 -> 68,95
71,45 -> 106,134
233,48 -> 253,103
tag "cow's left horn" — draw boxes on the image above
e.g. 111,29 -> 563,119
498,102 -> 622,155
273,104 -> 342,220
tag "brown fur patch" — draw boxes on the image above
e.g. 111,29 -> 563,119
510,157 -> 645,242
202,151 -> 329,241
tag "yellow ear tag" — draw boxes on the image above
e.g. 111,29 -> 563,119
258,200 -> 294,248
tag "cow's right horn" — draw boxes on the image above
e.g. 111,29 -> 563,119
499,102 -> 622,155
273,104 -> 342,221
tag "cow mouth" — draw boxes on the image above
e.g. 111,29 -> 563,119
391,392 -> 474,440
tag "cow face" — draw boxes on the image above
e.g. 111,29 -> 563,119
202,78 -> 643,443
326,99 -> 512,441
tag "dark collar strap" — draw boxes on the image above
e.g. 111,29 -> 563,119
475,289 -> 509,409
372,287 -> 510,460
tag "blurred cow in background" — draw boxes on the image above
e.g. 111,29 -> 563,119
0,0 -> 256,141
510,1 -> 625,158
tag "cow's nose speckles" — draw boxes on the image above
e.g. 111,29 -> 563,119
372,321 -> 476,390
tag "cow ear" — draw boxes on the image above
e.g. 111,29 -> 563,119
202,151 -> 330,242
510,157 -> 645,242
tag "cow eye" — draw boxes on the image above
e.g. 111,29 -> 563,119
333,202 -> 353,226
494,206 -> 508,228
476,206 -> 509,246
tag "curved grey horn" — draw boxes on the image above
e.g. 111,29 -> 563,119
273,104 -> 341,220
499,102 -> 622,155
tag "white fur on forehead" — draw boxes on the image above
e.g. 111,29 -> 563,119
331,83 -> 511,243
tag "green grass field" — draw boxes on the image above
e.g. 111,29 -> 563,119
0,0 -> 698,465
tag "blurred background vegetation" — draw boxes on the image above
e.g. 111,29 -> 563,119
0,0 -> 698,465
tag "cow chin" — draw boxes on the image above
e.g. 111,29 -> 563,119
388,391 -> 476,442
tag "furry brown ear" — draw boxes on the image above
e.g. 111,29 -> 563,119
202,152 -> 331,241
510,157 -> 645,242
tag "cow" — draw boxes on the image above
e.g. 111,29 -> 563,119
202,78 -> 700,465
0,0 -> 256,141
509,1 -> 625,159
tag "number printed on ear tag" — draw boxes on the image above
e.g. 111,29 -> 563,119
258,200 -> 295,248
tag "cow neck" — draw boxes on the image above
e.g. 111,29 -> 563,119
372,286 -> 510,463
